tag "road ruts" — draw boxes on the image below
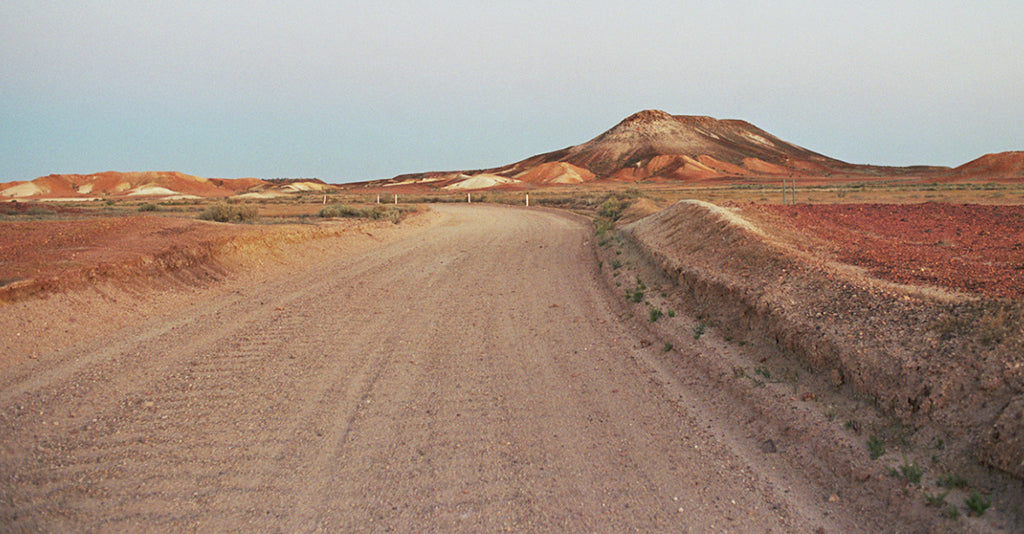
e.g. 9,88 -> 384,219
0,205 -> 858,532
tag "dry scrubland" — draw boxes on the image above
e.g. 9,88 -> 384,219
2,185 -> 1024,531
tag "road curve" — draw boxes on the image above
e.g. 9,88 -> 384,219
2,205 -> 846,532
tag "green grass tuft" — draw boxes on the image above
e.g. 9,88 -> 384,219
937,473 -> 968,489
965,491 -> 990,516
867,435 -> 886,460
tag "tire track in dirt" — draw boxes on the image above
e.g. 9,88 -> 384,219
2,205 -> 871,532
0,221 -> 444,531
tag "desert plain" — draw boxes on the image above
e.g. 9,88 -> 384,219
2,111 -> 1023,532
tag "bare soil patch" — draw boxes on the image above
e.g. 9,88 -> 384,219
742,203 -> 1024,299
0,211 -> 416,304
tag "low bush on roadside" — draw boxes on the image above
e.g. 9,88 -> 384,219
598,196 -> 627,220
594,217 -> 615,236
319,204 -> 366,218
319,204 -> 414,224
138,203 -> 158,212
198,202 -> 258,223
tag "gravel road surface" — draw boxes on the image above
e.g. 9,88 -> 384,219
1,205 -> 862,532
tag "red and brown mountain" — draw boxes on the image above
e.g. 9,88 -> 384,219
380,110 -> 865,189
500,109 -> 852,180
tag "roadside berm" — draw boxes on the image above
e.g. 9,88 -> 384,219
620,200 -> 1024,479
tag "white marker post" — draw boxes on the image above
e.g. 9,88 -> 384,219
526,193 -> 530,207
377,194 -> 380,204
467,193 -> 471,203
394,194 -> 398,205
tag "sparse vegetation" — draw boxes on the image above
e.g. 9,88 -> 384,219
319,204 -> 413,223
937,473 -> 968,489
649,308 -> 663,322
932,302 -> 1023,347
965,491 -> 991,516
598,196 -> 627,220
693,321 -> 706,339
627,278 -> 646,303
594,217 -> 615,236
199,202 -> 258,223
867,435 -> 886,460
319,204 -> 364,218
138,203 -> 158,212
896,460 -> 923,484
924,491 -> 949,507
663,342 -> 673,352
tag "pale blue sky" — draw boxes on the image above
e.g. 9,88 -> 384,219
2,1 -> 1022,183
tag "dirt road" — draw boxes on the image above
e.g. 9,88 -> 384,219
2,205 -> 876,532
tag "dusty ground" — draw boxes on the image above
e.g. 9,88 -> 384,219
0,204 -> 971,532
0,216 -> 246,290
0,209 -> 407,304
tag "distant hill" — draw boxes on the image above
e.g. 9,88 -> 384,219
498,109 -> 852,179
0,171 -> 332,200
953,151 -> 1024,180
375,110 -> 868,190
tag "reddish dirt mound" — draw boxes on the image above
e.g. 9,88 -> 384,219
0,216 -> 249,298
954,151 -> 1024,180
746,203 -> 1024,299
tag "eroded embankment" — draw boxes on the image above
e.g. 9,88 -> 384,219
621,200 -> 1024,479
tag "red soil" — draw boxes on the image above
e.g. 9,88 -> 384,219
0,216 -> 245,288
953,151 -> 1024,181
747,203 -> 1024,299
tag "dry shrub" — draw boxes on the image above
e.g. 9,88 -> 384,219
319,204 -> 415,224
198,203 -> 258,223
